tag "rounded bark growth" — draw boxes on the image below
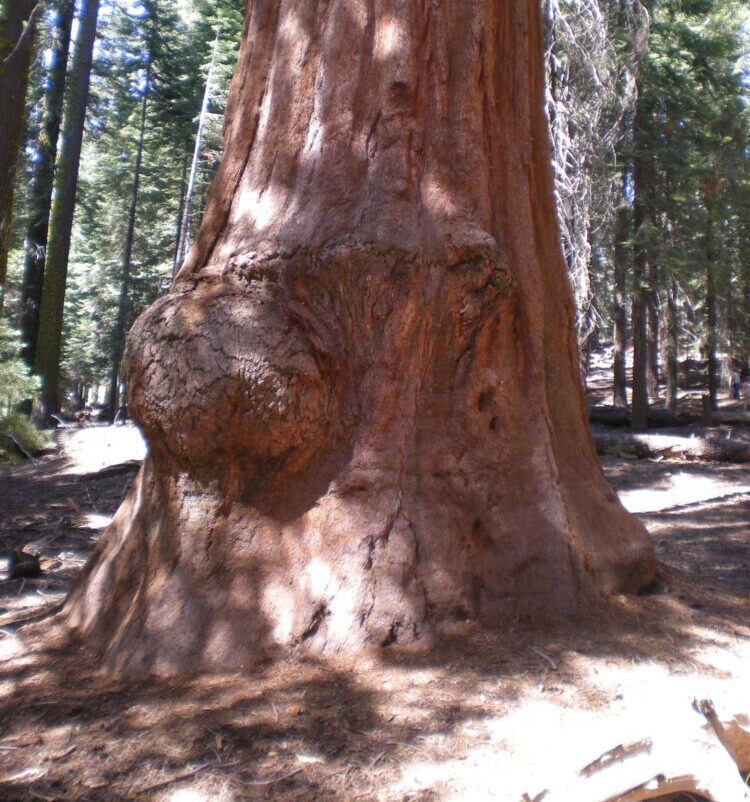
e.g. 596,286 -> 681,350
66,0 -> 654,675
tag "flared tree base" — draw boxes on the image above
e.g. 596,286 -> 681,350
66,248 -> 654,675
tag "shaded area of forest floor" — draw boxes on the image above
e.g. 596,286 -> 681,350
0,426 -> 749,800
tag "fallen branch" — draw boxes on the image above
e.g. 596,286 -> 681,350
134,760 -> 240,795
529,646 -> 557,671
8,435 -> 36,463
694,699 -> 750,778
580,739 -> 652,777
2,2 -> 44,66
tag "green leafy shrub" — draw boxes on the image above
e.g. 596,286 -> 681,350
0,317 -> 39,410
0,317 -> 54,460
0,413 -> 55,460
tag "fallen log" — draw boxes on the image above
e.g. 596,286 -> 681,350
696,700 -> 750,781
588,405 -> 749,429
592,427 -> 750,463
81,459 -> 142,479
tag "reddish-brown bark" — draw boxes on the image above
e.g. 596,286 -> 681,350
66,0 -> 654,675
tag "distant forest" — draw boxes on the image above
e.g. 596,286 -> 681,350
0,0 -> 748,426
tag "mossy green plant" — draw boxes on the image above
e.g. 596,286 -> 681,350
0,412 -> 56,460
0,317 -> 55,461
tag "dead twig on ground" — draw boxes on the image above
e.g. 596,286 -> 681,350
9,436 -> 36,463
133,759 -> 240,795
239,767 -> 303,786
579,738 -> 652,777
529,646 -> 557,670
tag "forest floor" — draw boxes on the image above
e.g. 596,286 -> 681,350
0,415 -> 749,801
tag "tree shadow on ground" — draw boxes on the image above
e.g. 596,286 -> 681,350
602,458 -> 750,494
0,581 -> 747,799
0,460 -> 748,800
640,495 -> 750,626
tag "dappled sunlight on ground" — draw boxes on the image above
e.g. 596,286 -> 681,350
0,436 -> 749,800
0,606 -> 748,800
617,466 -> 750,514
55,423 -> 147,476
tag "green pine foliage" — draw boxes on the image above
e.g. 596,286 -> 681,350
2,0 -> 242,415
0,0 -> 747,417
634,0 -> 749,365
59,0 -> 242,396
0,316 -> 39,412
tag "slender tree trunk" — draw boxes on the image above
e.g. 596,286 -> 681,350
662,154 -> 680,413
727,264 -> 736,366
613,204 -> 629,407
704,194 -> 718,410
67,0 -> 654,675
632,291 -> 649,429
0,0 -> 39,311
666,271 -> 679,412
631,99 -> 650,430
171,148 -> 189,278
34,0 -> 101,418
175,35 -> 218,271
107,56 -> 152,423
646,260 -> 659,400
20,0 -> 75,366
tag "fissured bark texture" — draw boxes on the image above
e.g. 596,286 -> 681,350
66,0 -> 654,674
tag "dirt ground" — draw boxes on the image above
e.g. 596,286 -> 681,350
0,425 -> 749,801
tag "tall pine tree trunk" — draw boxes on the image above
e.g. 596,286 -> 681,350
663,178 -> 680,412
20,0 -> 75,366
0,0 -> 39,311
34,0 -> 101,417
67,0 -> 654,676
171,149 -> 189,278
613,204 -> 629,407
175,36 -> 218,271
631,286 -> 649,429
666,271 -> 679,412
704,188 -> 718,410
647,260 -> 659,400
107,56 -> 152,423
631,98 -> 650,431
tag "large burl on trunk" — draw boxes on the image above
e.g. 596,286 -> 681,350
67,0 -> 654,674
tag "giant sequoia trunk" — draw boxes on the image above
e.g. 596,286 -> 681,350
67,0 -> 655,675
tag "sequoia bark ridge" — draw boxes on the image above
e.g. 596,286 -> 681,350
66,0 -> 655,675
